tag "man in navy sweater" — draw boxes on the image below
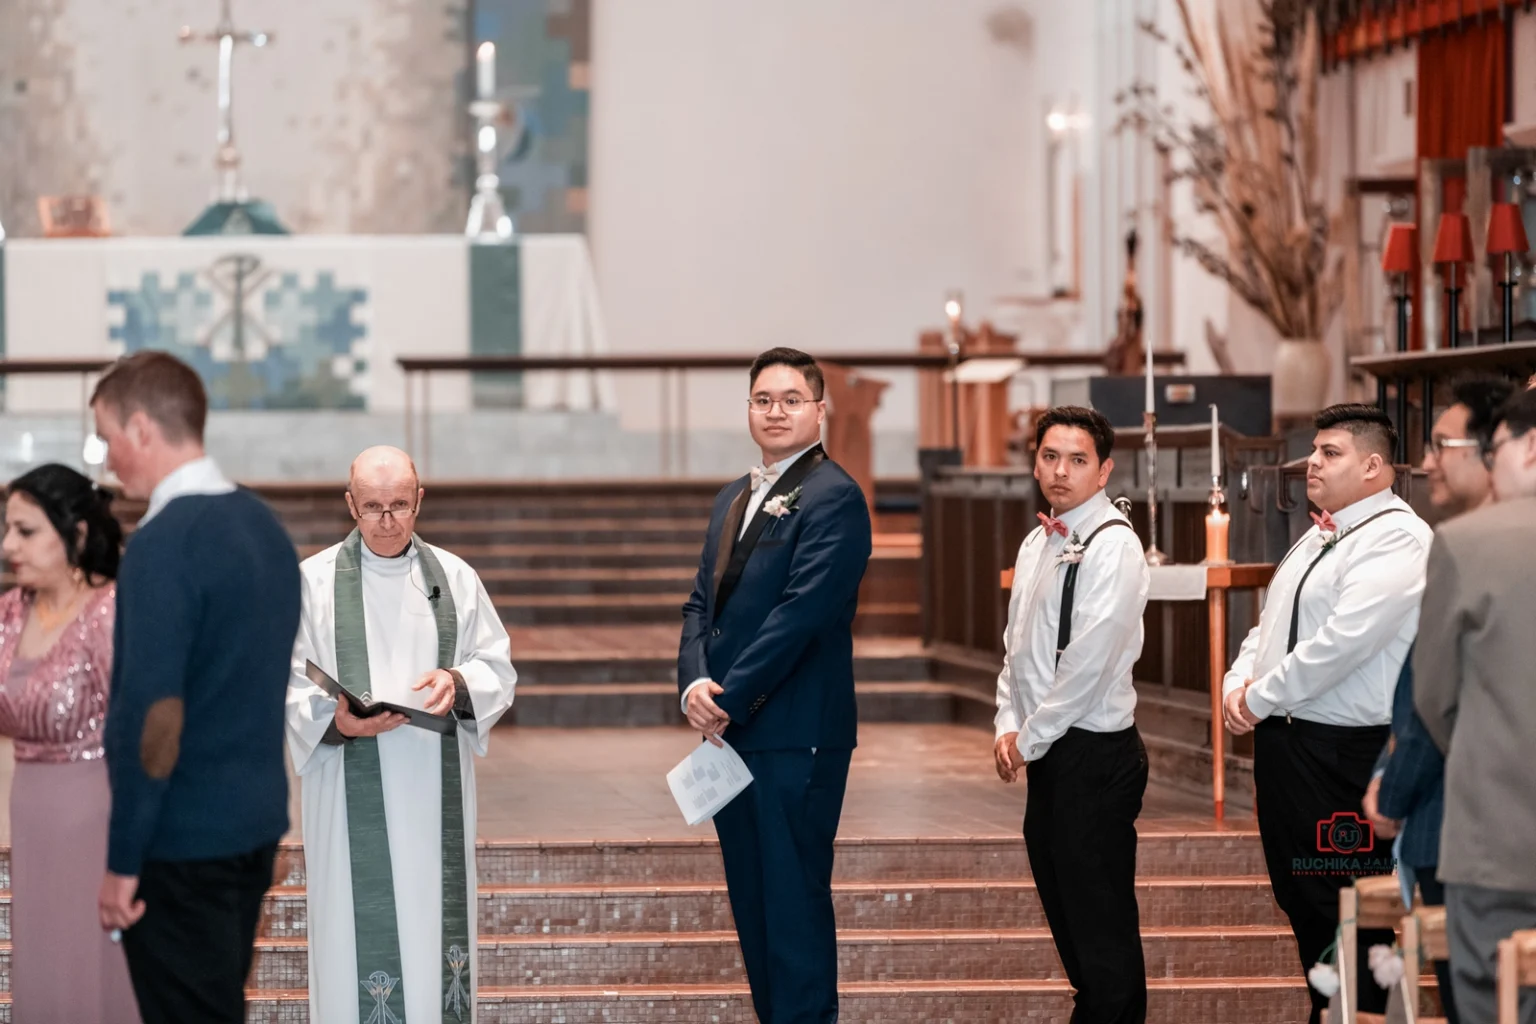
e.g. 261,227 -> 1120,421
679,348 -> 872,1024
92,351 -> 301,1024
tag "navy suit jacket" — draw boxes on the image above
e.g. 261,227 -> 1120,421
1374,646 -> 1446,871
677,454 -> 872,752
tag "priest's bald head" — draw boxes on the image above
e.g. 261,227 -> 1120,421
345,446 -> 423,557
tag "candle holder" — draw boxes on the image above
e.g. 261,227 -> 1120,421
1204,482 -> 1230,565
1380,222 -> 1415,463
1432,211 -> 1473,350
944,291 -> 964,453
1143,410 -> 1168,566
466,42 -> 514,241
1488,202 -> 1530,346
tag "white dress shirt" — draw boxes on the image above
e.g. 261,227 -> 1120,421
1222,487 -> 1431,726
994,491 -> 1150,762
139,455 -> 236,525
682,443 -> 819,711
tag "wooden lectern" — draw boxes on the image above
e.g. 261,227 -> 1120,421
821,361 -> 888,513
917,322 -> 1018,468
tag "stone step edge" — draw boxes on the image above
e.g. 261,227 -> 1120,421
463,875 -> 1273,896
510,679 -> 981,696
243,976 -> 1315,1003
247,923 -> 1297,952
0,830 -> 1263,860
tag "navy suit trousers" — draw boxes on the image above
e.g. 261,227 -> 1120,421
713,747 -> 852,1024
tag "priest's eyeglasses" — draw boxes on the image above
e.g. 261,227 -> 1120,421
354,502 -> 419,521
748,395 -> 819,414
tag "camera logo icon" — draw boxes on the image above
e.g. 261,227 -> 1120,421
1316,811 -> 1375,854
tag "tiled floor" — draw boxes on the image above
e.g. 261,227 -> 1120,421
0,724 -> 1249,843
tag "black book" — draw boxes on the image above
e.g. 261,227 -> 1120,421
305,660 -> 457,736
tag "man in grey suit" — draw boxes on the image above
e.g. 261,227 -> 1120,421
1416,387 -> 1536,1024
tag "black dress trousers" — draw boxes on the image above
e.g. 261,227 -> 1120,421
1024,725 -> 1149,1024
121,843 -> 277,1024
1252,717 -> 1394,1024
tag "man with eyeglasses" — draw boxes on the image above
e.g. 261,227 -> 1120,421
679,347 -> 872,1024
285,445 -> 517,1024
1359,375 -> 1512,1024
1416,388 -> 1536,1024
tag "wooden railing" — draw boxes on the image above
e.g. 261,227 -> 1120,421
396,349 -> 1173,479
0,358 -> 116,466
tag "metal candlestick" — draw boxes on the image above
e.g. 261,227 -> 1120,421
1499,252 -> 1518,345
1391,276 -> 1411,464
1143,410 -> 1168,565
1444,263 -> 1464,350
467,104 -> 514,240
466,43 -> 514,241
179,0 -> 272,204
944,292 -> 963,452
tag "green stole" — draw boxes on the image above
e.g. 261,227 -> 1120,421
333,530 -> 473,1024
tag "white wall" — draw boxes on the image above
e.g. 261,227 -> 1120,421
588,0 -> 1042,435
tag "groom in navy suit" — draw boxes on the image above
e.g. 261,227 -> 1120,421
678,347 -> 872,1024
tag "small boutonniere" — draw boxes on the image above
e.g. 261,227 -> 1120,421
763,485 -> 803,520
1058,532 -> 1086,565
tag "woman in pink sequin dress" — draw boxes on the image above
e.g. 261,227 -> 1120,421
0,464 -> 139,1023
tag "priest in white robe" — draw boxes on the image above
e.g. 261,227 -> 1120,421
285,446 -> 516,1024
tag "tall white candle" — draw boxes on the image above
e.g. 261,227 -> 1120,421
1144,340 -> 1154,413
477,42 -> 496,100
1209,403 -> 1220,482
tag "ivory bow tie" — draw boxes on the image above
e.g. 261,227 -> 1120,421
1038,512 -> 1069,538
1310,510 -> 1337,533
750,464 -> 781,490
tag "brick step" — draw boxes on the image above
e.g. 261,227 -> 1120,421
241,977 -> 1315,1024
511,651 -> 935,686
506,680 -> 980,728
248,833 -> 1264,892
241,832 -> 1261,891
1144,732 -> 1256,811
295,542 -> 702,570
474,567 -> 696,596
505,680 -> 976,727
286,519 -> 711,546
492,593 -> 688,626
240,925 -> 1301,990
247,876 -> 1285,940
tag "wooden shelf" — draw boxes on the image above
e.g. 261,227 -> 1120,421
1351,340 -> 1536,380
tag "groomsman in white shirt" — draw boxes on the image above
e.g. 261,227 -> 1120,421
995,406 -> 1151,1024
1223,403 -> 1433,1024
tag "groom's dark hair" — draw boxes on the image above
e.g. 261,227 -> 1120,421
750,347 -> 825,401
1035,405 -> 1116,463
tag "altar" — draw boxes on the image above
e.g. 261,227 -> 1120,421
0,234 -> 614,413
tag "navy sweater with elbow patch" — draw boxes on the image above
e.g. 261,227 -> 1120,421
105,488 -> 301,876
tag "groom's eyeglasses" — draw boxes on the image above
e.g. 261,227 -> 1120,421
748,394 -> 820,414
354,502 -> 418,521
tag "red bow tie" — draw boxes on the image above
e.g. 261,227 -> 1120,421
1311,511 -> 1337,533
1038,512 -> 1069,538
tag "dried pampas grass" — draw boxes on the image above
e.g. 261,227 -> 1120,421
1118,0 -> 1341,341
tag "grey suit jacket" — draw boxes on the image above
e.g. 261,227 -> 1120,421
1415,497 -> 1536,892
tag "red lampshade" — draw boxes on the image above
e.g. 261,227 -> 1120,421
1487,202 -> 1531,256
1381,223 -> 1417,274
1433,211 -> 1474,264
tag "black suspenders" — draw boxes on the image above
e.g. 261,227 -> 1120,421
1284,507 -> 1407,652
1055,519 -> 1136,665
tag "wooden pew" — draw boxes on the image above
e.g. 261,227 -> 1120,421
1498,929 -> 1536,1024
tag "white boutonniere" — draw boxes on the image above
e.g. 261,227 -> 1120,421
1058,532 -> 1086,565
762,485 -> 803,519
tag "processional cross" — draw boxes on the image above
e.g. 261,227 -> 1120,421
179,0 -> 273,204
